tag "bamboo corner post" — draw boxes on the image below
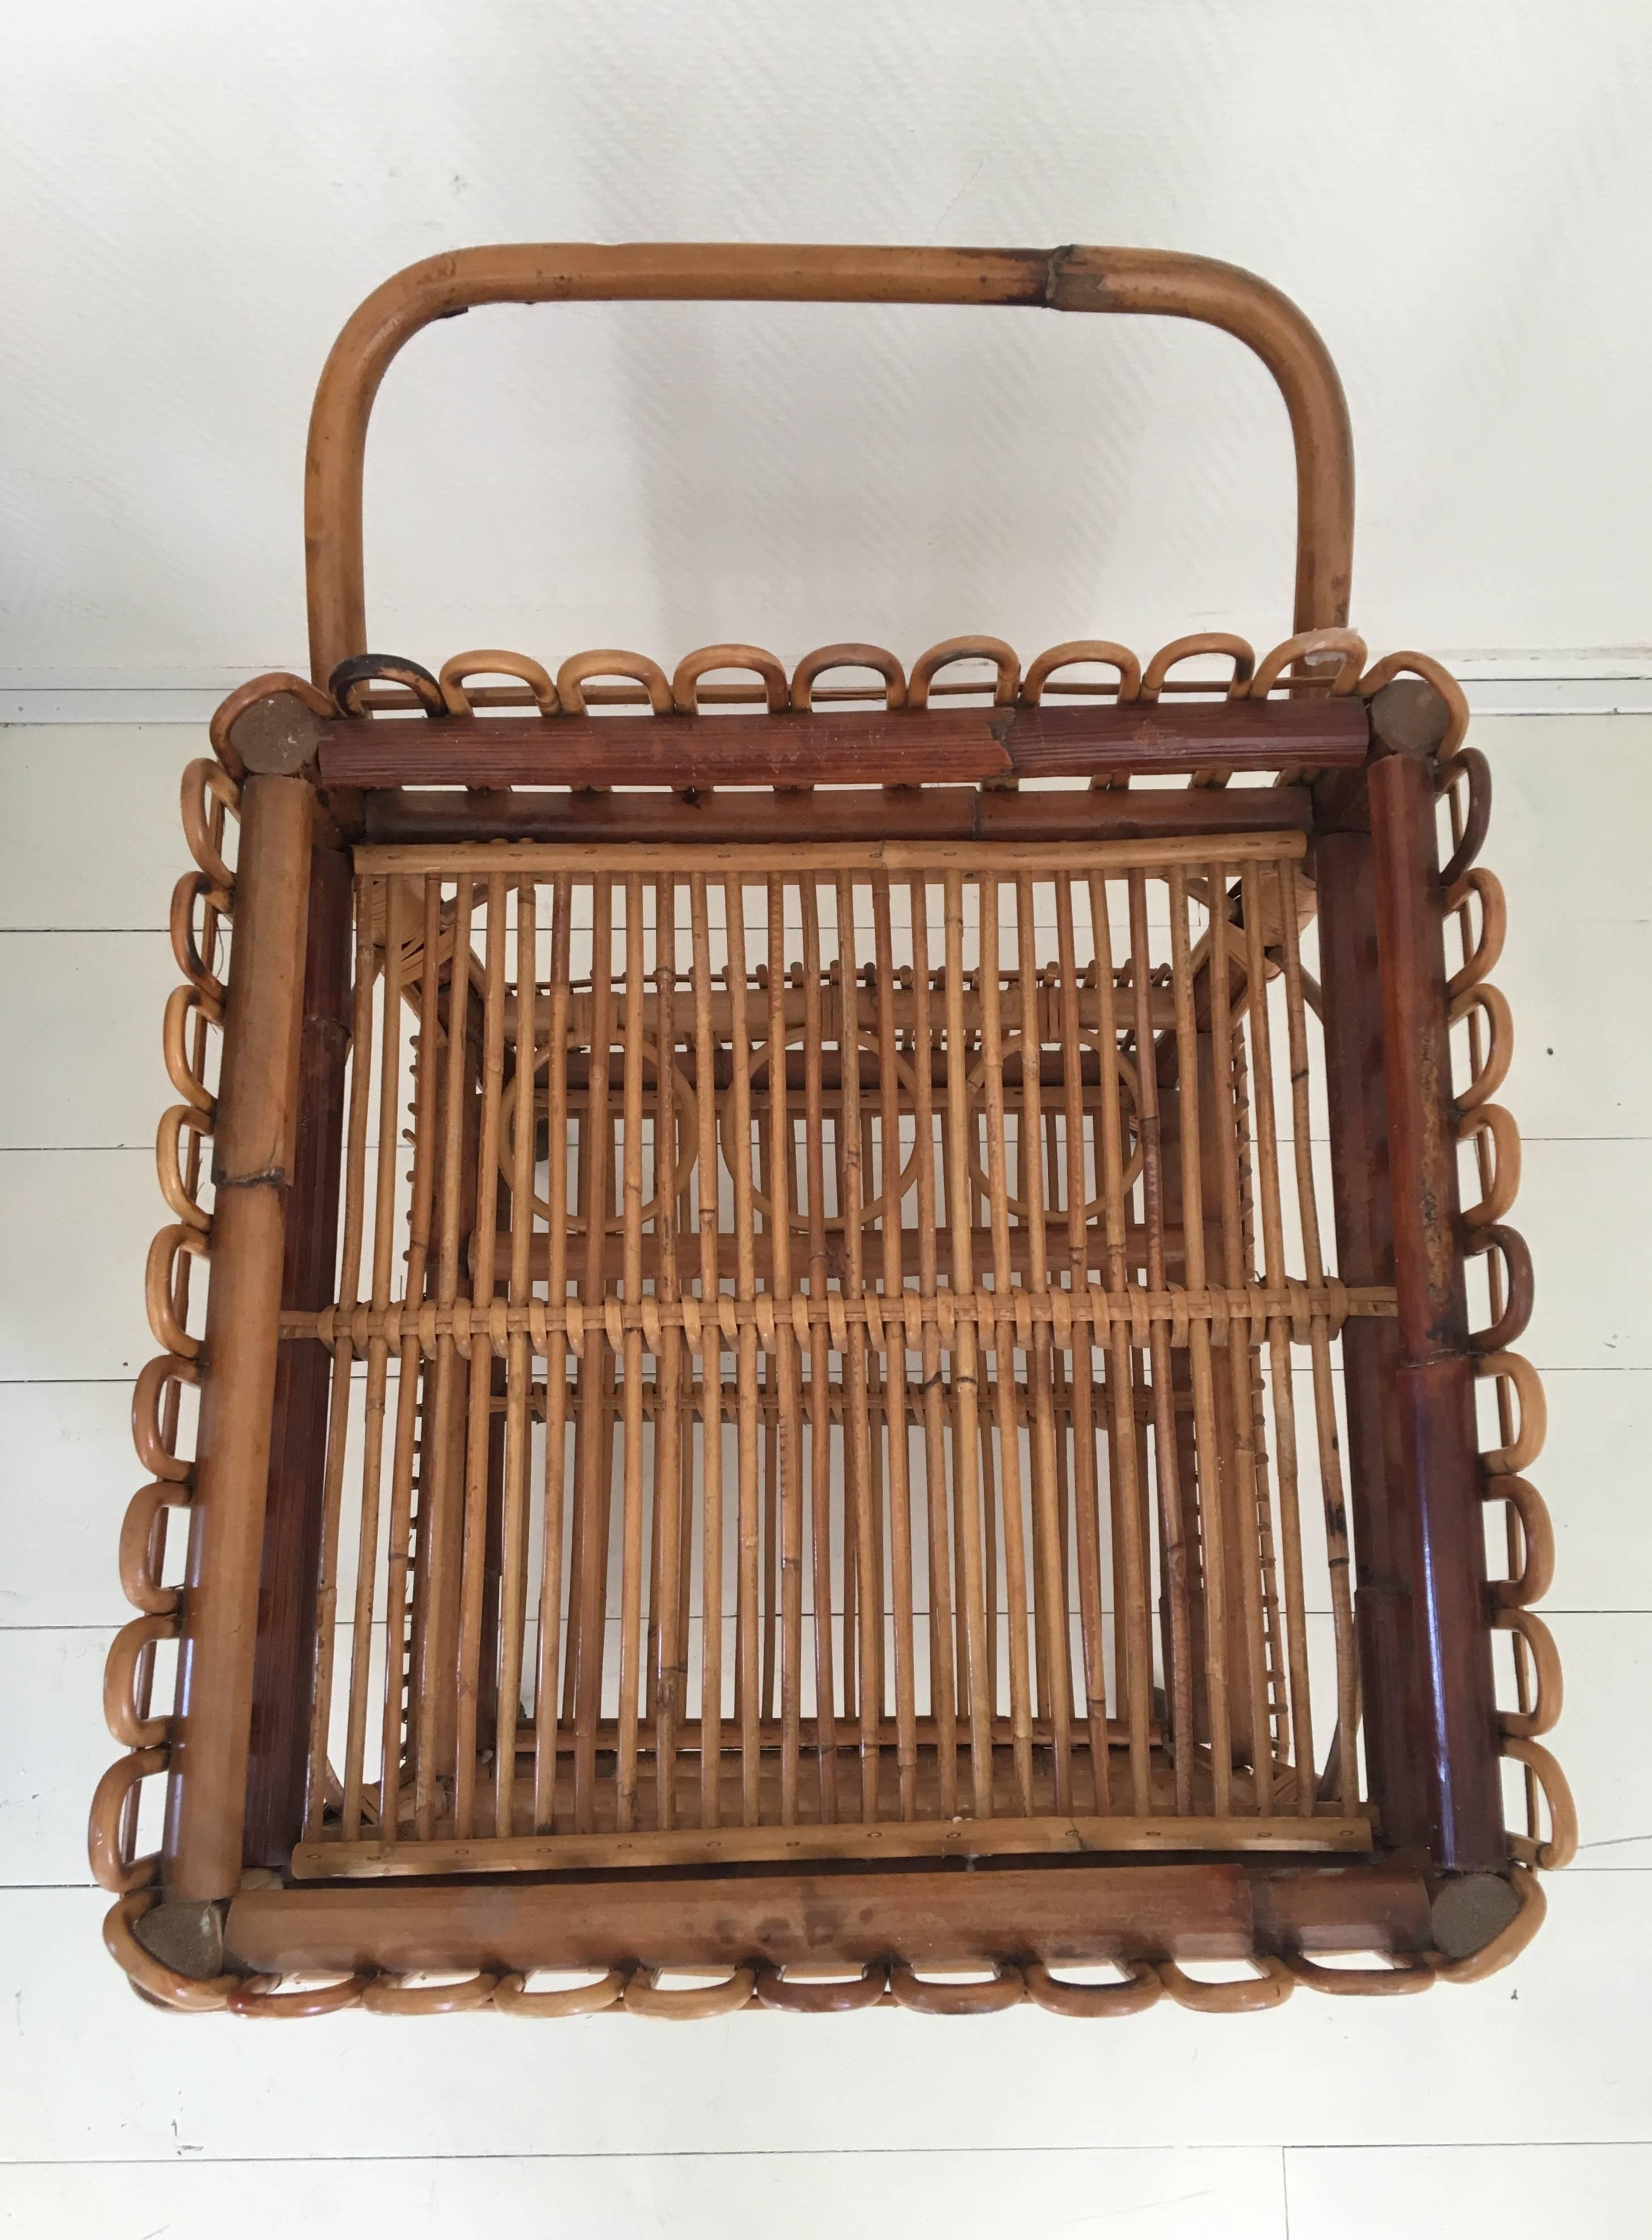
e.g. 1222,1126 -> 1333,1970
165,775 -> 314,1901
1367,678 -> 1504,1872
91,242 -> 1567,2017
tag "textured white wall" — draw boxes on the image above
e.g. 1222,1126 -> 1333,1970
3,1 -> 1649,685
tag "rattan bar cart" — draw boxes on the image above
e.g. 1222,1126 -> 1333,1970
94,243 -> 1572,2019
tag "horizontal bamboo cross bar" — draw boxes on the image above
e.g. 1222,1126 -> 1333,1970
319,697 -> 1365,790
360,784 -> 1317,846
227,1861 -> 1432,1973
291,1811 -> 1376,1881
353,829 -> 1308,876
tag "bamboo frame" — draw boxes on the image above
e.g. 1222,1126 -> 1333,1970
92,242 -> 1568,2018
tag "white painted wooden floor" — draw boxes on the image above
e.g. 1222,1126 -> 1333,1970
2,716 -> 1647,2238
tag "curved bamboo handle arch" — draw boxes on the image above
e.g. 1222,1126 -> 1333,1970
305,242 -> 1354,686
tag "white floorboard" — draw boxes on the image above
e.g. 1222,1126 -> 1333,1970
1284,2143 -> 1652,2238
0,2148 -> 1289,2240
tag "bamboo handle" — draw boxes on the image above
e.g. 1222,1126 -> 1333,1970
305,243 -> 1354,681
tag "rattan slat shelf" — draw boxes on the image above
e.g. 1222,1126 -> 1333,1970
94,241 -> 1572,2019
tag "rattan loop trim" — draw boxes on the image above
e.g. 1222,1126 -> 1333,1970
1282,1951 -> 1436,1996
1140,633 -> 1254,701
788,643 -> 906,710
1501,1739 -> 1577,1870
145,1225 -> 208,1359
1022,1959 -> 1162,2016
170,871 -> 231,1001
908,636 -> 1019,709
1020,641 -> 1141,705
131,1354 -> 197,1483
1495,1609 -> 1563,1739
1488,1474 -> 1555,1609
493,1968 -> 629,2017
1450,983 -> 1512,1110
1477,1351 -> 1547,1475
228,1972 -> 374,2018
673,644 -> 788,716
755,1961 -> 889,2013
162,985 -> 221,1115
119,1480 -> 189,1615
1158,1956 -> 1293,2013
888,1958 -> 1026,2014
439,649 -> 558,717
88,1747 -> 167,1893
155,1105 -> 213,1231
1444,868 -> 1507,997
557,649 -> 672,718
103,1613 -> 177,1749
180,758 -> 239,889
361,1971 -> 500,2015
1248,628 -> 1366,698
622,1965 -> 757,2018
1458,1106 -> 1522,1231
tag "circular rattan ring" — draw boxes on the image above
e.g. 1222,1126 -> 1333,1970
1157,1955 -> 1293,2013
1022,1959 -> 1162,2017
361,1971 -> 500,2015
755,1961 -> 888,2014
963,1033 -> 1143,1214
719,1031 -> 923,1232
888,1958 -> 1025,2014
501,1036 -> 699,1234
229,1972 -> 373,2018
493,1968 -> 629,2018
623,1965 -> 757,2018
